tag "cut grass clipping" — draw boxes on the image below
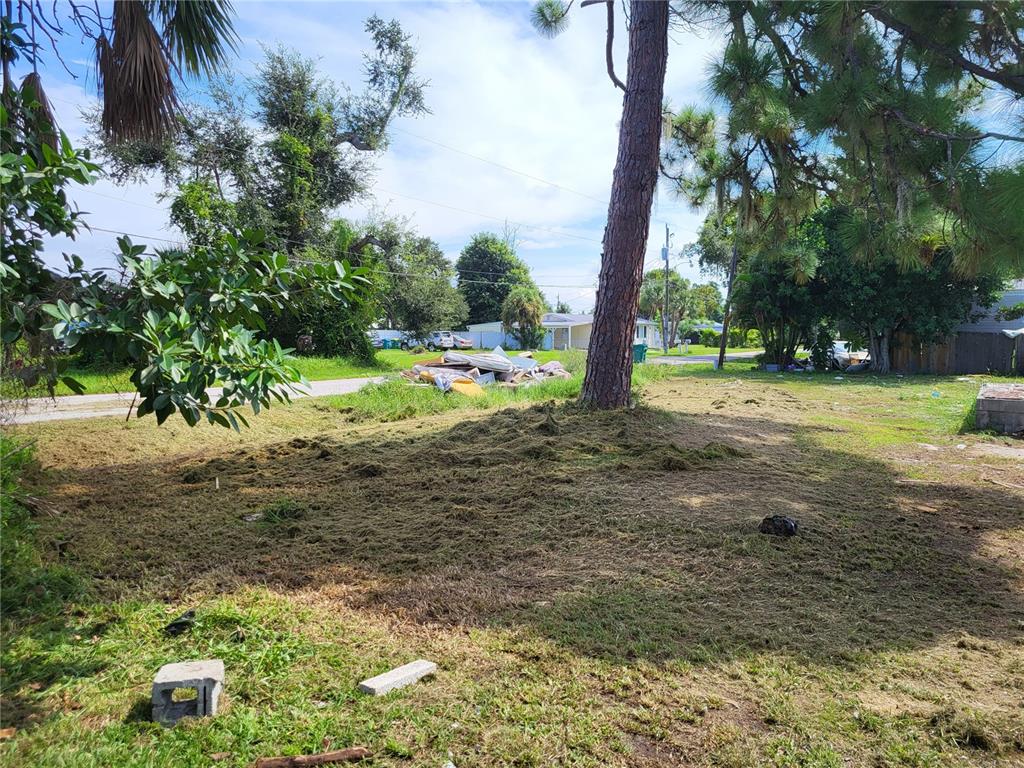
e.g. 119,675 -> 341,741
3,370 -> 1023,767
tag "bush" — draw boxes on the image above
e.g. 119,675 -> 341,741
699,329 -> 721,347
728,328 -> 749,348
809,323 -> 835,370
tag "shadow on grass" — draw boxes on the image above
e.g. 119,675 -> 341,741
24,401 -> 1024,673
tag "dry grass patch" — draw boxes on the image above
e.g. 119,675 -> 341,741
3,371 -> 1023,766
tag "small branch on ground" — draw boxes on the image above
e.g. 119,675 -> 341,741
253,747 -> 372,768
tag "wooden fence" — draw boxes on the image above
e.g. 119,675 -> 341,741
891,331 -> 1024,374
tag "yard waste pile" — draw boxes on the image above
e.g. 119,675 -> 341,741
401,346 -> 571,396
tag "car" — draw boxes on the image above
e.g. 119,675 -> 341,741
830,340 -> 869,369
400,331 -> 458,351
399,331 -> 476,351
366,330 -> 383,349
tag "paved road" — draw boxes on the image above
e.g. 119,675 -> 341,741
5,376 -> 386,425
648,351 -> 762,366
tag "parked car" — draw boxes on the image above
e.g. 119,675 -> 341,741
830,340 -> 869,369
400,331 -> 470,351
366,330 -> 383,349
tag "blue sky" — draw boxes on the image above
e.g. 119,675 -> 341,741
27,1 -> 726,311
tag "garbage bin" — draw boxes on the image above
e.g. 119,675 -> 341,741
632,343 -> 648,363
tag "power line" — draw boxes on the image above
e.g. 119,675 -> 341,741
85,226 -> 597,290
75,203 -> 560,280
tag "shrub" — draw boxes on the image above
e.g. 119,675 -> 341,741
728,328 -> 749,348
699,329 -> 721,347
809,323 -> 835,370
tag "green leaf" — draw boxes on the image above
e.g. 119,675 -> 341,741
61,376 -> 86,395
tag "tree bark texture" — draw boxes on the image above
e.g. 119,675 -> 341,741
868,329 -> 891,374
580,0 -> 670,408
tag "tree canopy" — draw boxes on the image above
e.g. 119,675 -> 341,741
360,215 -> 467,339
0,17 -> 381,426
456,233 -> 537,325
501,285 -> 547,350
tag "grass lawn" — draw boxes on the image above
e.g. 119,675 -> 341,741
645,345 -> 763,357
3,365 -> 1023,766
3,348 -> 576,398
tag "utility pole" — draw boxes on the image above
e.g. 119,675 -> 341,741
662,223 -> 671,354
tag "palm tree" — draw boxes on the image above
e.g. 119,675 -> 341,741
3,0 -> 237,143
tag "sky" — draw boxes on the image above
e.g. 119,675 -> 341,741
28,0 -> 726,312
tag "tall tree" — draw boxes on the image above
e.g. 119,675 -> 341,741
360,215 -> 467,339
1,23 -> 371,425
91,22 -> 427,255
3,1 -> 238,143
532,0 -> 671,407
501,285 -> 547,350
456,232 -> 536,325
638,268 -> 693,348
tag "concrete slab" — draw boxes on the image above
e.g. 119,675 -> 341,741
152,659 -> 224,726
358,659 -> 436,696
976,383 -> 1024,434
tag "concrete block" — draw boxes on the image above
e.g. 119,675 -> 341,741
152,659 -> 224,726
358,659 -> 436,696
976,383 -> 1024,434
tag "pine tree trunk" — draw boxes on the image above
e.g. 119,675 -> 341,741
579,0 -> 669,408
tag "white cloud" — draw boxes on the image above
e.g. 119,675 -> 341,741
32,0 -> 724,310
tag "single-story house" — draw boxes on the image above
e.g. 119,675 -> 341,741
891,283 -> 1024,374
465,313 -> 663,351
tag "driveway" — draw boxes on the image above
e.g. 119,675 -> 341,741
4,376 -> 387,425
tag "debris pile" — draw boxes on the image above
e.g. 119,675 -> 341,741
401,346 -> 571,396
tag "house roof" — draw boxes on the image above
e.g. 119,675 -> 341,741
541,313 -> 658,327
542,313 -> 593,326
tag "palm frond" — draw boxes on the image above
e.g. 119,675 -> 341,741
19,72 -> 58,148
150,0 -> 238,77
531,0 -> 571,39
98,0 -> 177,143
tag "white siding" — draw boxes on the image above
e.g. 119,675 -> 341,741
956,289 -> 1024,334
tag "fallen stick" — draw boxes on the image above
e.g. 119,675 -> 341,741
983,477 -> 1024,491
254,746 -> 372,767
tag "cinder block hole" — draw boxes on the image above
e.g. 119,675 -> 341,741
171,688 -> 198,703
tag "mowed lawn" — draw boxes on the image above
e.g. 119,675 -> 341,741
2,365 -> 1023,767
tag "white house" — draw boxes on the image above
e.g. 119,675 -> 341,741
466,313 -> 662,350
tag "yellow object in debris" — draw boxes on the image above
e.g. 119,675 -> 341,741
449,379 -> 485,398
